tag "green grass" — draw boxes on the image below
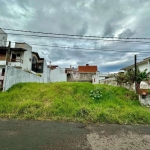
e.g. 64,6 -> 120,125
0,82 -> 150,124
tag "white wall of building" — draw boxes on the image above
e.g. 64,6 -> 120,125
138,61 -> 150,72
15,43 -> 32,71
124,60 -> 150,73
92,72 -> 109,84
3,66 -> 44,91
0,29 -> 7,46
41,59 -> 50,83
50,67 -> 67,82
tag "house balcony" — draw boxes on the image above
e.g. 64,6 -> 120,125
0,60 -> 6,66
10,58 -> 23,68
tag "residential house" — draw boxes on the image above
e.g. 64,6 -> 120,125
121,57 -> 150,72
92,71 -> 109,84
32,52 -> 44,73
32,52 -> 50,83
0,29 -> 8,89
67,64 -> 97,82
0,43 -> 32,89
0,42 -> 51,90
14,42 -> 32,71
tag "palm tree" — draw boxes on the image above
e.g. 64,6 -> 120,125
136,69 -> 150,84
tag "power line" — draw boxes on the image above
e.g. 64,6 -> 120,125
0,40 -> 150,53
1,27 -> 150,40
2,33 -> 150,44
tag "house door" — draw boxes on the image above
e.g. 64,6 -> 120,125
2,68 -> 5,76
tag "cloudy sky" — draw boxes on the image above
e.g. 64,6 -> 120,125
0,0 -> 150,73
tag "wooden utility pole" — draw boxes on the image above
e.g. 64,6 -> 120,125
134,55 -> 137,93
6,41 -> 11,65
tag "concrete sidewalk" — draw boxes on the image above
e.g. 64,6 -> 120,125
0,119 -> 150,150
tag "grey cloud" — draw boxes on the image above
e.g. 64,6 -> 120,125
77,22 -> 88,35
15,0 -> 30,10
119,29 -> 136,38
1,0 -> 150,73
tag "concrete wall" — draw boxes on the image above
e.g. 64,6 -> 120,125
92,72 -> 109,84
139,95 -> 150,106
138,61 -> 150,72
50,68 -> 66,82
15,43 -> 32,71
0,29 -> 7,46
139,81 -> 150,106
67,72 -> 94,82
99,78 -> 135,91
41,59 -> 50,83
3,66 -> 44,91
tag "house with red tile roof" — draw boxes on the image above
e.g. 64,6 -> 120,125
67,64 -> 98,82
78,64 -> 97,73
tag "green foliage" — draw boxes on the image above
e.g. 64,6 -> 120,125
0,82 -> 150,124
116,73 -> 127,85
136,69 -> 150,84
90,87 -> 102,100
116,68 -> 150,85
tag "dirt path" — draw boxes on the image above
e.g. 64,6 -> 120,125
0,119 -> 150,150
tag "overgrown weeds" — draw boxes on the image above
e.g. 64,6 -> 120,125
0,82 -> 150,124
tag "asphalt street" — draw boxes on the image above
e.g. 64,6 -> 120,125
0,119 -> 150,150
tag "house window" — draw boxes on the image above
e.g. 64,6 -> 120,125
2,68 -> 5,76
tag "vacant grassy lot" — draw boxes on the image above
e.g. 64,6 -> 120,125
0,82 -> 150,124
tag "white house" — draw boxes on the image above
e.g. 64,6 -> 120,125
92,71 -> 109,84
14,42 -> 32,71
50,67 -> 67,82
121,57 -> 150,72
0,28 -> 7,47
32,52 -> 50,83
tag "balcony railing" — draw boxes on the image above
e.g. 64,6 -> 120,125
11,59 -> 23,63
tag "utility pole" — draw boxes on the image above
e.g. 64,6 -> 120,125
6,41 -> 11,65
134,55 -> 137,93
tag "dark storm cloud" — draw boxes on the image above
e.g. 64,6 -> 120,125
1,0 -> 150,73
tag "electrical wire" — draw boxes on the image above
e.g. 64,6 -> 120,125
0,40 -> 149,53
1,27 -> 150,40
1,33 -> 150,44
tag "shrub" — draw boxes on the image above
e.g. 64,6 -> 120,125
90,87 -> 102,100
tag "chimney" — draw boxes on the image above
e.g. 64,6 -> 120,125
86,64 -> 89,66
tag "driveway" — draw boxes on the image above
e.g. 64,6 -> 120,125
0,119 -> 150,150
